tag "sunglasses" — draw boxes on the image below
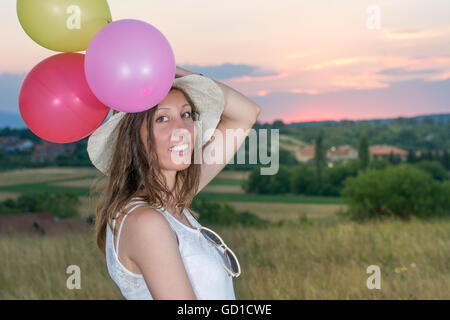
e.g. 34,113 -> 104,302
195,226 -> 241,278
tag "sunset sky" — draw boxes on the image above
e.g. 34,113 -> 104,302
1,0 -> 449,124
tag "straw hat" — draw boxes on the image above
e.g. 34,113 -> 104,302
87,74 -> 224,176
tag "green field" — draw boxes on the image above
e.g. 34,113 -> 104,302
0,167 -> 448,299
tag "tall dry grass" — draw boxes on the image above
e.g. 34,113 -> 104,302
0,232 -> 122,299
225,217 -> 450,299
0,217 -> 448,299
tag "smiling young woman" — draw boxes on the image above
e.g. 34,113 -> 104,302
89,68 -> 260,300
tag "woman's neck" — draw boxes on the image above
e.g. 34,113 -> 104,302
134,191 -> 181,216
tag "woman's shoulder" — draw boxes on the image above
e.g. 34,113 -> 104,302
121,205 -> 180,260
124,205 -> 168,232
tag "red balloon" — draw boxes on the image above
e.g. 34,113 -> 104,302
19,53 -> 110,143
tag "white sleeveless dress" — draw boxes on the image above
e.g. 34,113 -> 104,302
105,196 -> 237,300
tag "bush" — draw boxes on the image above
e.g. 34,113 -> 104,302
278,147 -> 299,166
341,164 -> 449,221
291,163 -> 338,196
0,192 -> 81,218
291,164 -> 315,195
327,160 -> 360,191
85,214 -> 95,225
191,198 -> 270,228
433,180 -> 450,213
368,158 -> 392,170
244,165 -> 291,194
414,160 -> 448,181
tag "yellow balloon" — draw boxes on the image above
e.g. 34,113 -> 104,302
17,0 -> 112,52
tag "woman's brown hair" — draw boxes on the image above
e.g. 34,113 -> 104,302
90,87 -> 201,257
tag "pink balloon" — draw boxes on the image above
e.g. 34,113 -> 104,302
19,53 -> 110,143
84,19 -> 176,113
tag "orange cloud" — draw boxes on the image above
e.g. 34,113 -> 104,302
257,90 -> 268,96
303,57 -> 380,71
384,26 -> 450,40
331,73 -> 389,89
288,88 -> 319,95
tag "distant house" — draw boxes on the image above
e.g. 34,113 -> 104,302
297,143 -> 409,164
327,145 -> 358,163
0,212 -> 92,235
296,145 -> 316,163
31,141 -> 76,162
0,136 -> 18,149
16,139 -> 34,151
0,136 -> 34,152
369,144 -> 408,162
297,144 -> 358,164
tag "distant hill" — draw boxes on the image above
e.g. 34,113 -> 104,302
2,110 -> 449,129
0,111 -> 27,129
278,134 -> 308,151
286,113 -> 450,127
0,110 -> 114,130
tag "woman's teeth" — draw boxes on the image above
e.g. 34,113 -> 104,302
169,144 -> 189,152
169,143 -> 189,157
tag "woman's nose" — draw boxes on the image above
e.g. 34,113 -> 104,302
171,115 -> 191,132
170,118 -> 191,143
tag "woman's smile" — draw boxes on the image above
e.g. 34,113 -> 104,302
169,143 -> 190,156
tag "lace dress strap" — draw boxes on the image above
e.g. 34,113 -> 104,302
113,200 -> 149,256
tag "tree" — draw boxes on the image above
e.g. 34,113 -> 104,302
279,147 -> 298,166
407,149 -> 417,163
441,150 -> 450,170
358,134 -> 370,170
2,192 -> 81,218
328,160 -> 360,191
272,120 -> 286,129
425,150 -> 434,161
291,164 -> 315,195
422,117 -> 434,125
388,151 -> 401,165
244,165 -> 291,194
314,133 -> 326,184
368,158 -> 391,170
388,151 -> 395,164
268,165 -> 291,194
415,160 -> 448,181
244,166 -> 271,194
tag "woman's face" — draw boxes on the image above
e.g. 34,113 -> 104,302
140,89 -> 195,171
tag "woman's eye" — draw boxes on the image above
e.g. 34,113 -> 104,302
156,116 -> 168,122
156,112 -> 191,122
